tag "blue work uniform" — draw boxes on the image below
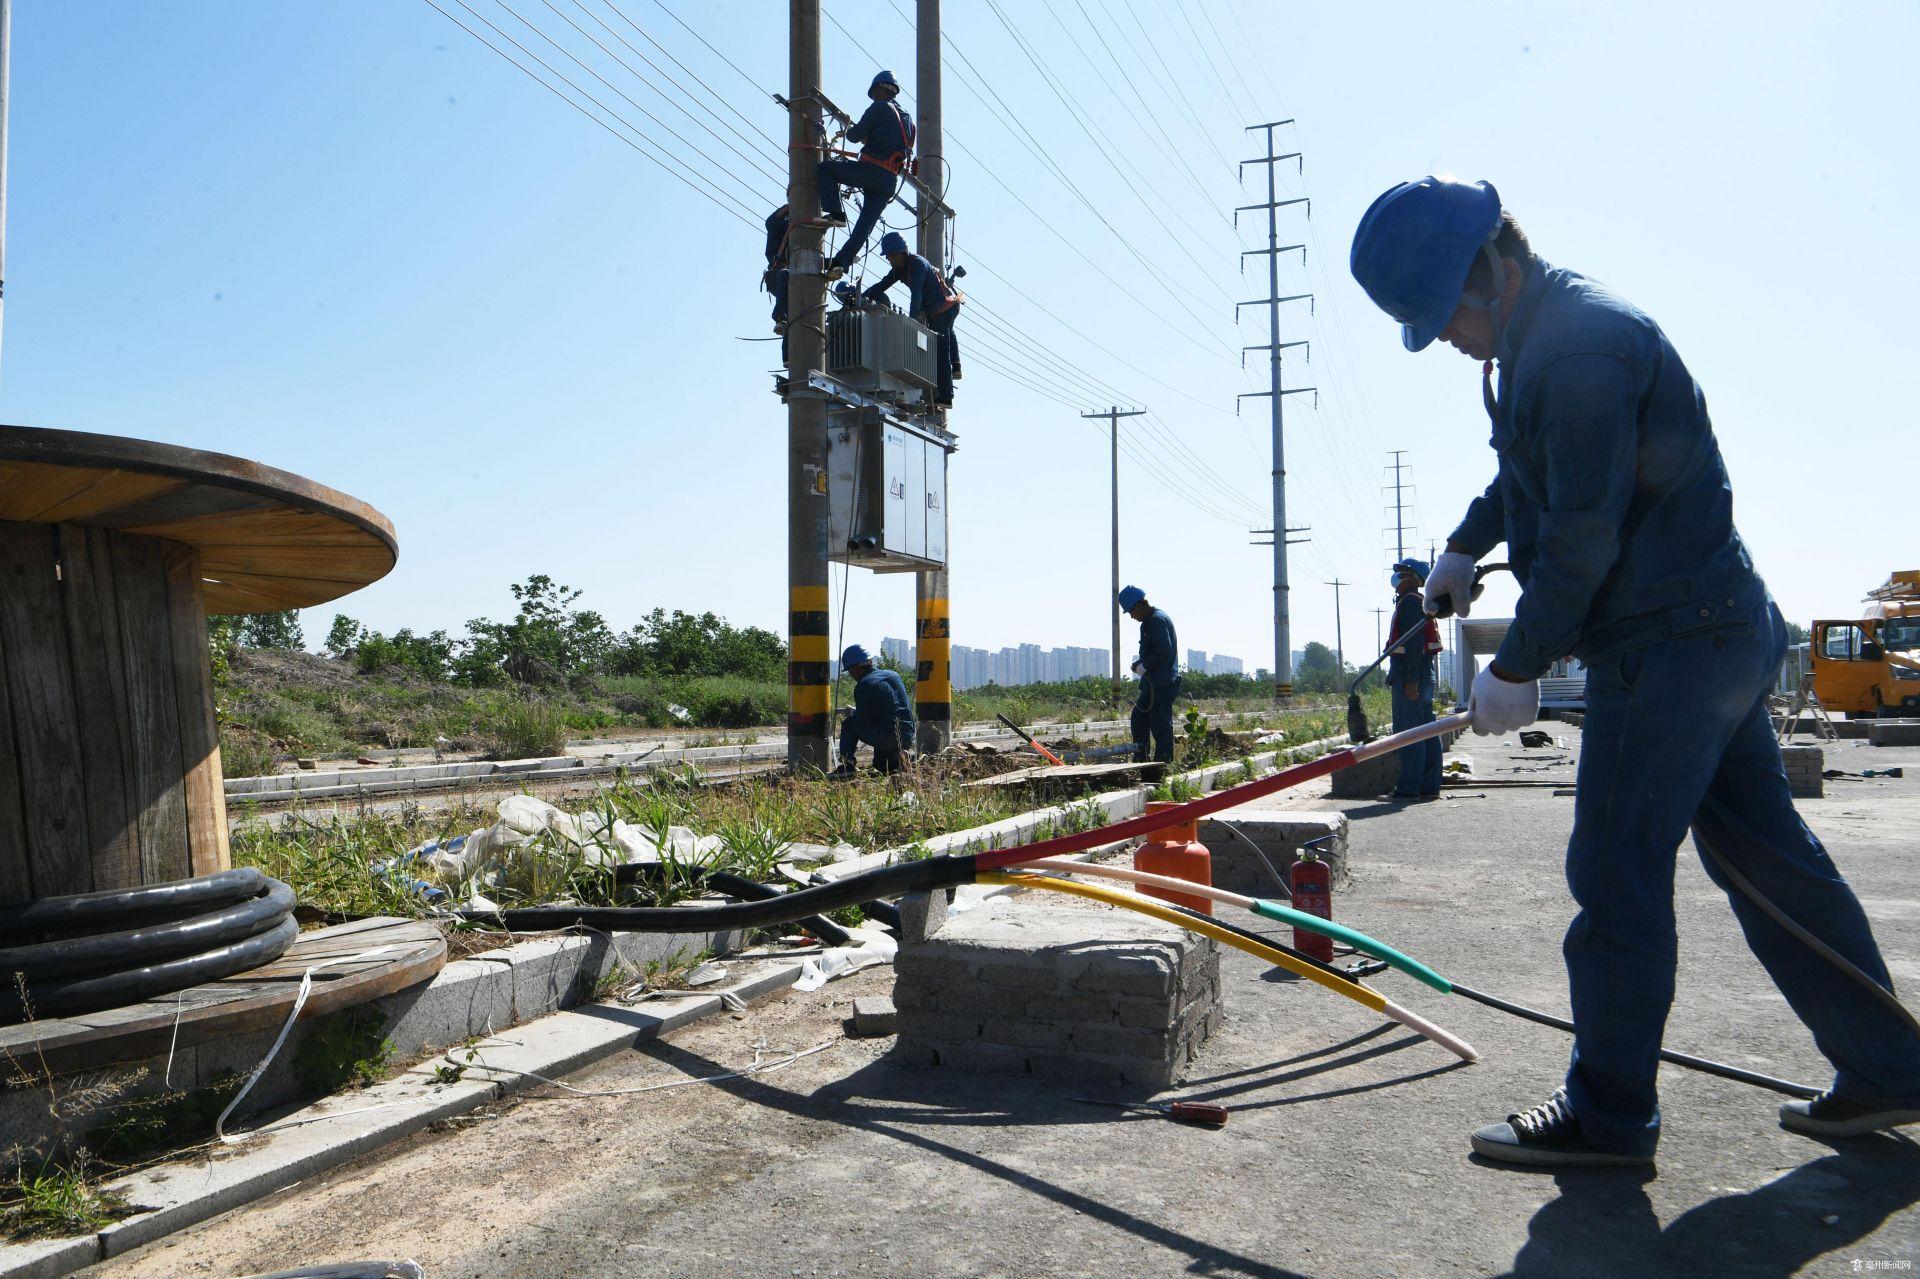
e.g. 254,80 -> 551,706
1386,589 -> 1441,796
818,98 -> 914,272
840,667 -> 914,773
864,252 -> 960,405
764,205 -> 790,361
1454,257 -> 1920,1155
1130,607 -> 1180,763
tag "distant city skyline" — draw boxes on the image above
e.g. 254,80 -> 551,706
881,637 -> 1245,689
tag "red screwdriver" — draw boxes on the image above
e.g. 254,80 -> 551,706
1073,1098 -> 1229,1126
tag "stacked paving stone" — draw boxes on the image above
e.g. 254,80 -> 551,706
1779,743 -> 1824,798
1870,720 -> 1920,747
893,899 -> 1222,1089
1197,813 -> 1348,897
1328,748 -> 1404,798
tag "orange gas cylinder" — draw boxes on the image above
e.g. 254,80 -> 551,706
1132,801 -> 1213,915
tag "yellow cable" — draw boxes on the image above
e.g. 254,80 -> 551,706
978,872 -> 1387,1013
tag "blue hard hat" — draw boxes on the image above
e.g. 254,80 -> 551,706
869,70 -> 900,97
840,644 -> 872,671
1392,558 -> 1431,583
879,231 -> 908,255
1116,585 -> 1146,611
1350,176 -> 1502,352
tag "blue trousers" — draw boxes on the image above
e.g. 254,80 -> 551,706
924,304 -> 958,404
1563,601 -> 1920,1154
817,159 -> 897,271
1389,676 -> 1442,795
840,719 -> 907,773
1131,678 -> 1179,763
768,267 -> 789,362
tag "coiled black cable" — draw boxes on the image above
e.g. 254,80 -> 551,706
1,871 -> 298,1023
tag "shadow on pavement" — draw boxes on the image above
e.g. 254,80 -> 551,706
1497,1135 -> 1920,1277
629,1026 -> 1462,1279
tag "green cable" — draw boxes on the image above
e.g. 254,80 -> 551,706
1249,899 -> 1453,994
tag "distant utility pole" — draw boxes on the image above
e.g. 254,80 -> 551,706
1236,121 -> 1315,703
1372,606 -> 1386,655
912,0 -> 951,756
785,0 -> 831,774
1326,578 -> 1348,672
1083,405 -> 1146,691
1385,449 -> 1414,563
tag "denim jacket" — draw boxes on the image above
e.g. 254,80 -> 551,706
1137,608 -> 1178,686
1449,259 -> 1765,678
849,668 -> 914,744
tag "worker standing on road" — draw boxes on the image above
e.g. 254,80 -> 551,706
1119,586 -> 1180,764
861,231 -> 960,409
764,204 -> 790,362
835,644 -> 914,776
1351,176 -> 1920,1168
1386,558 -> 1442,799
817,70 -> 914,282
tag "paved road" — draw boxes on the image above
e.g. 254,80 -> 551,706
93,729 -> 1920,1278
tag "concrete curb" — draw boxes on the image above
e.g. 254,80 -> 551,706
0,960 -> 806,1279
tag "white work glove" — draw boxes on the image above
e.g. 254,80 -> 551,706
1468,665 -> 1539,737
1423,549 -> 1478,618
1130,659 -> 1145,676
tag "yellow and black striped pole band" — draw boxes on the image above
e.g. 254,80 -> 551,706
915,595 -> 951,719
789,585 -> 830,735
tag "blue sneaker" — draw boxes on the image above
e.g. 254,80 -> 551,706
1471,1089 -> 1654,1168
1780,1091 -> 1920,1138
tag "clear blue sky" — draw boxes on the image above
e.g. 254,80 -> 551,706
3,1 -> 1913,669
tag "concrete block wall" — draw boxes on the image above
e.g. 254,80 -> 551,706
892,901 -> 1222,1089
1779,743 -> 1824,798
1197,813 -> 1348,896
1329,748 -> 1403,798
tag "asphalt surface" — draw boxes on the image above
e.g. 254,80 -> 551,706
91,728 -> 1920,1278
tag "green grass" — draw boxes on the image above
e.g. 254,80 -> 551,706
1,1164 -> 130,1241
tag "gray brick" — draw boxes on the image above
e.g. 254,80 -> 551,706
1071,1023 -> 1172,1060
892,953 -> 973,987
977,963 -> 1063,990
895,1010 -> 985,1042
1070,952 -> 1176,998
1117,996 -> 1178,1030
981,1019 -> 1072,1051
929,1039 -> 1031,1075
889,1039 -> 941,1068
1022,991 -> 1118,1023
850,995 -> 897,1036
895,888 -> 951,944
1026,1049 -> 1132,1088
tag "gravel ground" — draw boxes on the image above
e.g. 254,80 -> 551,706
88,729 -> 1920,1279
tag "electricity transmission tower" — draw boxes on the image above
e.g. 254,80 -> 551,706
1235,121 -> 1315,701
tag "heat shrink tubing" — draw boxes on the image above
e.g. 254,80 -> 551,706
0,869 -> 298,1022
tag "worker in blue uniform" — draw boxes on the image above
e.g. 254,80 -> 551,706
834,644 -> 914,776
862,231 -> 960,408
1351,175 -> 1920,1167
1385,558 -> 1442,799
763,204 -> 790,362
1119,585 -> 1179,764
817,71 -> 914,281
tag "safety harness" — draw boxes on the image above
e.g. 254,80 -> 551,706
861,99 -> 916,175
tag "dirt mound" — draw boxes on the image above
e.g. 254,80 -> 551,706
234,648 -> 361,692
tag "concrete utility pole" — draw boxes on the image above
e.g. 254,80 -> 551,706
1083,405 -> 1145,692
912,0 -> 951,756
786,0 -> 832,774
1372,606 -> 1386,656
1385,449 -> 1412,563
1235,122 -> 1315,704
1326,578 -> 1348,673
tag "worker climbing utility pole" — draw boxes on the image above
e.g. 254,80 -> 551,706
1236,122 -> 1315,703
786,0 -> 832,773
1083,406 -> 1146,694
912,0 -> 951,757
1326,578 -> 1348,672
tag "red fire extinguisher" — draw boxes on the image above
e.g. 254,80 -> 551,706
1290,842 -> 1334,963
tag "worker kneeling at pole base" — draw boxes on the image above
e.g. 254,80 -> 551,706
1352,175 -> 1920,1167
834,644 -> 914,776
1386,558 -> 1442,799
1119,586 -> 1179,764
817,70 -> 914,281
862,231 -> 960,408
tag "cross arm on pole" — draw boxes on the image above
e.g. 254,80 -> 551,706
785,87 -> 955,219
1235,293 -> 1314,320
1239,152 -> 1303,183
1233,197 -> 1310,229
